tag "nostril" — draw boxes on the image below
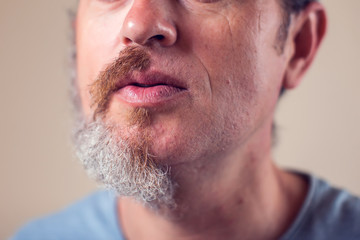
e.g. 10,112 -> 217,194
152,35 -> 165,41
123,37 -> 133,45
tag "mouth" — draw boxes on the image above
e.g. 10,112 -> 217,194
113,71 -> 188,107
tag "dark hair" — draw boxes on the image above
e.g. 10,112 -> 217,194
277,0 -> 318,97
282,0 -> 318,14
273,0 -> 319,145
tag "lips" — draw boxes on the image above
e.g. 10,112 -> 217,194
114,72 -> 188,106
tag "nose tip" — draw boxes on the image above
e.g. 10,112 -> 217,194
121,4 -> 177,47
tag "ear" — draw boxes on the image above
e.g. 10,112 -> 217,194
283,2 -> 327,90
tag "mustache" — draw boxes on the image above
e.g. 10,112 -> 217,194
89,46 -> 151,119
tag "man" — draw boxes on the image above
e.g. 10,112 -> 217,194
12,0 -> 360,239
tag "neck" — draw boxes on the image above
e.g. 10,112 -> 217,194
117,122 -> 308,240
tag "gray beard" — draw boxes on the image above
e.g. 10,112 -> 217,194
72,118 -> 176,209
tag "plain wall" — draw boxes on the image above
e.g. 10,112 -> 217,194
1,0 -> 359,239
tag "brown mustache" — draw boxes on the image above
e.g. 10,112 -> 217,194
89,46 -> 151,119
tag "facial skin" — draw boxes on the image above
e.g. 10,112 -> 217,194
76,0 -> 287,166
76,0 -> 326,239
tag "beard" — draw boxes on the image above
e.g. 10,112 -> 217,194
72,46 -> 176,209
73,114 -> 176,209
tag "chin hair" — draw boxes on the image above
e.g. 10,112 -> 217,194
72,117 -> 176,210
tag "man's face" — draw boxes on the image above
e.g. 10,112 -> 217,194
76,0 -> 287,165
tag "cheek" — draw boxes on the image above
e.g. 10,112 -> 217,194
190,18 -> 261,117
185,11 -> 284,144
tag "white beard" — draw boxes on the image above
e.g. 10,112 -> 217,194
73,118 -> 176,209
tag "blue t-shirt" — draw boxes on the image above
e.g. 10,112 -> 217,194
11,173 -> 360,240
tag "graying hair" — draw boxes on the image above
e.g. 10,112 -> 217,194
72,118 -> 176,209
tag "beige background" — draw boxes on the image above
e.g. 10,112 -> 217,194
1,0 -> 359,239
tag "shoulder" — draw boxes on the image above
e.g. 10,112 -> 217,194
282,173 -> 360,240
306,177 -> 360,237
312,177 -> 360,220
11,190 -> 124,240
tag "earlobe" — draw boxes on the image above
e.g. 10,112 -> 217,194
283,2 -> 327,90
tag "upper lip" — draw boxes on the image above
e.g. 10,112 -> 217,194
115,71 -> 188,90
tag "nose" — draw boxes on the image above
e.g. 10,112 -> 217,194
121,0 -> 177,47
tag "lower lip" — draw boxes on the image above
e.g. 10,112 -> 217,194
114,85 -> 186,106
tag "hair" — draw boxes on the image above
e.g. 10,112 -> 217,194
277,0 -> 318,97
272,1 -> 318,145
70,0 -> 319,148
282,0 -> 317,14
